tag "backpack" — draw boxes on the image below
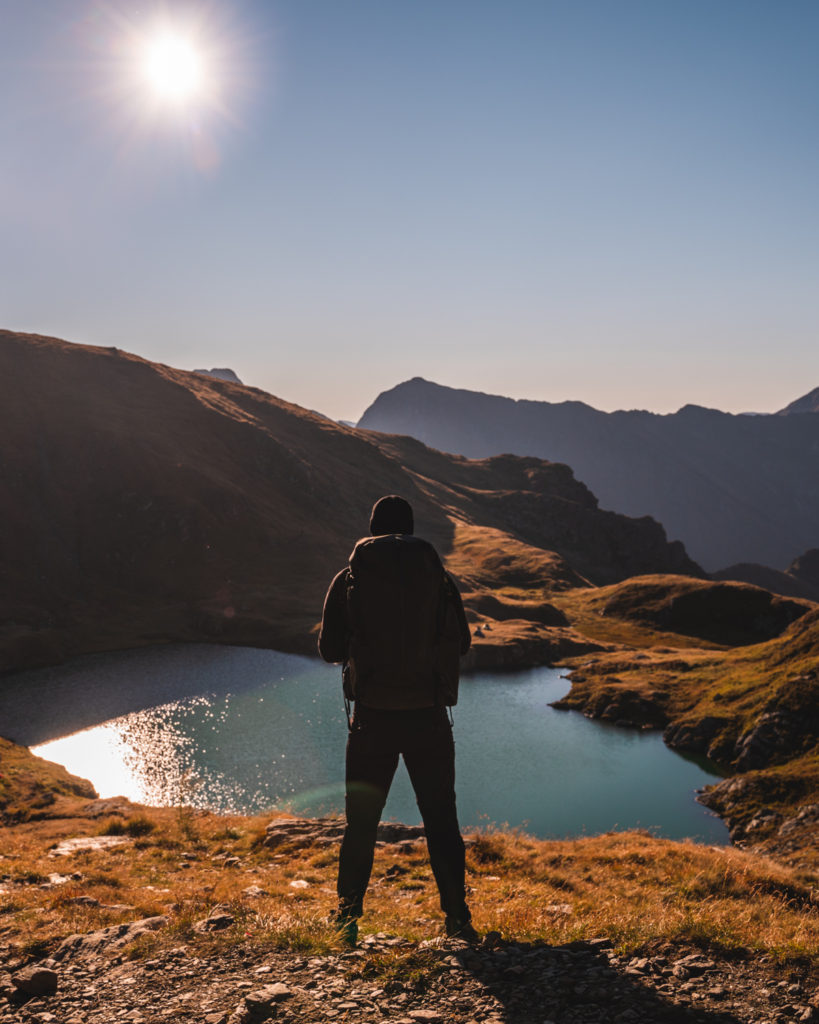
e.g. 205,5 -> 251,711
343,534 -> 462,709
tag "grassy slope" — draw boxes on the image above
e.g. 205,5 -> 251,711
549,586 -> 819,846
0,799 -> 817,965
0,737 -> 97,823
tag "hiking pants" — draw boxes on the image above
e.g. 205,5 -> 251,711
337,704 -> 468,920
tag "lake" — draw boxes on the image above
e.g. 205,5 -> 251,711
0,644 -> 729,843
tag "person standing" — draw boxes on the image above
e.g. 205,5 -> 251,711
318,495 -> 475,944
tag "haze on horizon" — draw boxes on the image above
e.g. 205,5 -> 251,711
1,1 -> 817,423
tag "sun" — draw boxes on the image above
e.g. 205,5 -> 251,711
140,32 -> 206,103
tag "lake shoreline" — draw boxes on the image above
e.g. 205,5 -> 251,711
2,644 -> 729,846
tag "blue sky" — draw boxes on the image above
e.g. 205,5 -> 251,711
2,1 -> 817,420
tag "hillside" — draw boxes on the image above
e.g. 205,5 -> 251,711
552,599 -> 819,860
0,330 -> 699,676
714,549 -> 819,603
0,762 -> 816,1023
357,377 -> 819,570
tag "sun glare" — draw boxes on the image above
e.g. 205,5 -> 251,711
141,32 -> 205,103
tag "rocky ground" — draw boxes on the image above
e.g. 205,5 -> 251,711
2,925 -> 818,1024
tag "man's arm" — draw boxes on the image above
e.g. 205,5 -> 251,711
318,568 -> 350,663
444,572 -> 471,655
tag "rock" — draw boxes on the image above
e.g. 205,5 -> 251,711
49,836 -> 129,857
244,983 -> 293,1010
745,810 -> 784,835
82,799 -> 133,817
11,965 -> 59,996
779,803 -> 819,836
262,815 -> 425,851
55,916 -> 167,960
408,1012 -> 443,1023
243,885 -> 269,898
664,716 -> 729,755
734,710 -> 808,770
195,912 -> 235,933
673,953 -> 716,975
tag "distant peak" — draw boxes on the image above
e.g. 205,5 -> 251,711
778,385 -> 819,415
193,367 -> 243,385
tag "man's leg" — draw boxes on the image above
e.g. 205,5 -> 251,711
402,712 -> 470,925
337,714 -> 399,920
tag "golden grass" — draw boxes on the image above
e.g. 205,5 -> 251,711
0,736 -> 96,822
552,585 -> 720,651
1,805 -> 817,965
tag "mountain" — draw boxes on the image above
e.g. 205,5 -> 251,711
0,330 -> 701,675
358,378 -> 819,571
778,385 -> 819,415
713,548 -> 819,602
193,367 -> 243,384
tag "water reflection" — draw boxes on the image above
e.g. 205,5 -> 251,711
7,645 -> 730,843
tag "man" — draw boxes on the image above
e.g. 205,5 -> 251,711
318,494 -> 475,944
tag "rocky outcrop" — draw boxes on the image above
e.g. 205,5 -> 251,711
554,688 -> 669,730
732,673 -> 819,771
263,816 -> 427,852
663,716 -> 732,760
54,916 -> 168,960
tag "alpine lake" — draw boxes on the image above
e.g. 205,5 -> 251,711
1,644 -> 729,844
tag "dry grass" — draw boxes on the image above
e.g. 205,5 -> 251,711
1,805 -> 817,965
0,737 -> 96,822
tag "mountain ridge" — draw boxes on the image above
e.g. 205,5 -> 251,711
358,377 -> 819,570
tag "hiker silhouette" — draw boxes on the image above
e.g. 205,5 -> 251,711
319,494 -> 473,942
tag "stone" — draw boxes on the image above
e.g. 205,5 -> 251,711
11,965 -> 59,996
262,815 -> 425,851
55,917 -> 167,960
49,836 -> 129,857
195,913 -> 235,933
244,983 -> 293,1010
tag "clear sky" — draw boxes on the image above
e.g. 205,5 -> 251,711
2,1 -> 817,421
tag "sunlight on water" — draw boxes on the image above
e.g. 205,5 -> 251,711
19,645 -> 729,842
34,698 -> 262,811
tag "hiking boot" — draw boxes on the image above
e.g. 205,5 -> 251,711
329,910 -> 359,947
445,914 -> 480,942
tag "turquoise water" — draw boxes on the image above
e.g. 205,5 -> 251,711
0,644 -> 728,843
